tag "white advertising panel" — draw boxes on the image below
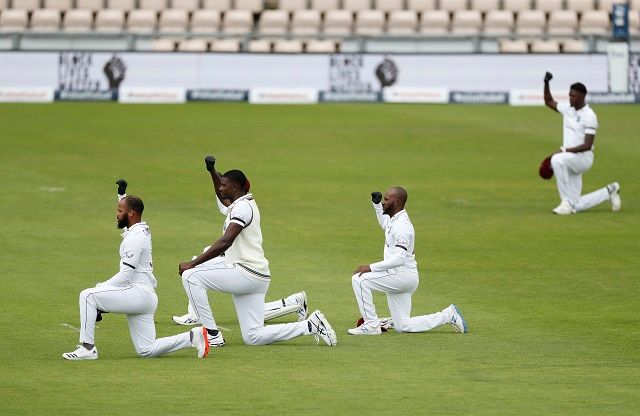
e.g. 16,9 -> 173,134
383,87 -> 449,103
509,89 -> 569,106
249,88 -> 318,104
0,87 -> 54,102
118,87 -> 186,103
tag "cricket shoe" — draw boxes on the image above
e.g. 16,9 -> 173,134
607,182 -> 621,212
308,310 -> 337,346
380,317 -> 394,332
190,327 -> 210,358
448,304 -> 468,334
207,330 -> 225,347
552,200 -> 575,215
172,313 -> 200,326
348,323 -> 382,336
294,291 -> 308,321
62,345 -> 98,361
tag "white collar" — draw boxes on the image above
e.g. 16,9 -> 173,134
228,193 -> 253,211
390,209 -> 407,222
121,221 -> 147,238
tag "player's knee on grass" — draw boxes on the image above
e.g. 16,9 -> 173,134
241,327 -> 266,346
393,319 -> 412,333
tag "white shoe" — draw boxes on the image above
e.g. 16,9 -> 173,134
348,323 -> 382,335
307,310 -> 337,346
172,313 -> 200,326
552,200 -> 575,215
207,330 -> 225,347
62,345 -> 98,361
448,304 -> 468,334
294,291 -> 308,321
190,327 -> 210,358
380,317 -> 394,332
608,182 -> 621,212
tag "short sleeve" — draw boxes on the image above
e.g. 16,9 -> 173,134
583,112 -> 598,135
556,102 -> 570,115
229,201 -> 253,228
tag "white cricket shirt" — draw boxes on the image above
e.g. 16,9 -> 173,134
370,204 -> 418,272
223,193 -> 271,280
103,221 -> 157,289
557,102 -> 598,150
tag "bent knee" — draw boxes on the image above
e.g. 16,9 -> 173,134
242,329 -> 266,346
394,320 -> 412,333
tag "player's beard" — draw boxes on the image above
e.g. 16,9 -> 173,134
117,217 -> 129,229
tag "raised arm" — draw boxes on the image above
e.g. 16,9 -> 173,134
205,156 -> 224,201
371,191 -> 388,229
543,72 -> 558,112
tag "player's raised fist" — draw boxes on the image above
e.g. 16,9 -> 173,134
371,191 -> 382,204
204,156 -> 216,172
544,72 -> 553,83
116,179 -> 128,195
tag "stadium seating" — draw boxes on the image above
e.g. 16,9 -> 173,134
177,37 -> 209,50
258,9 -> 289,34
499,38 -> 528,52
630,10 -> 639,34
406,0 -> 437,12
210,38 -> 241,51
343,0 -> 372,12
76,0 -> 105,11
30,9 -> 61,31
203,0 -> 232,10
310,0 -> 339,12
579,9 -> 610,35
470,0 -> 500,13
107,0 -> 136,11
151,37 -> 176,50
502,0 -> 531,12
273,38 -> 303,52
159,9 -> 189,32
171,0 -> 200,11
222,9 -> 253,33
566,0 -> 596,13
63,9 -> 94,31
279,0 -> 308,11
534,0 -> 563,13
561,38 -> 587,52
43,0 -> 73,11
387,10 -> 418,34
515,10 -> 546,34
305,38 -> 337,52
375,0 -> 404,13
127,9 -> 158,33
420,10 -> 450,34
95,9 -> 125,32
439,0 -> 468,12
323,9 -> 353,35
547,10 -> 578,35
1,9 -> 29,32
530,38 -> 560,52
12,0 -> 41,12
451,10 -> 483,34
484,10 -> 515,35
290,9 -> 321,35
235,0 -> 264,12
247,38 -> 271,51
354,9 -> 385,35
190,9 -> 221,32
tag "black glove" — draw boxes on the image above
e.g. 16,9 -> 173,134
544,72 -> 553,83
205,156 -> 216,172
116,179 -> 127,195
371,191 -> 382,204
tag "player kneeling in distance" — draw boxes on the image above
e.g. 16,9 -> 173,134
177,156 -> 337,357
349,188 -> 467,336
62,180 -> 205,360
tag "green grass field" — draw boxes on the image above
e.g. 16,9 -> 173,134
0,103 -> 638,415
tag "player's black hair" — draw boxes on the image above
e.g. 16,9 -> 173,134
570,82 -> 587,95
124,195 -> 144,215
223,169 -> 248,191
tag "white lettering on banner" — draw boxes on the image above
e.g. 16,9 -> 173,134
383,87 -> 449,103
509,90 -> 569,106
0,87 -> 54,102
249,88 -> 318,104
118,88 -> 186,104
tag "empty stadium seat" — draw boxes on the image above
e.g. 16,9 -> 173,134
499,38 -> 528,52
222,9 -> 253,33
530,38 -> 560,52
375,0 -> 404,12
171,0 -> 200,11
562,38 -> 587,52
279,0 -> 307,11
291,9 -> 321,35
470,0 -> 499,13
547,10 -> 577,34
247,38 -> 271,51
631,0 -> 640,10
534,0 -> 562,13
451,10 -> 482,34
107,0 -> 136,11
484,10 -> 514,34
0,9 -> 28,31
439,0 -> 468,12
178,38 -> 209,51
305,38 -> 337,52
579,9 -> 609,34
0,0 -> 7,8
159,9 -> 188,32
406,0 -> 436,12
273,38 -> 303,52
140,0 -> 168,11
420,10 -> 450,33
127,9 -> 158,33
354,9 -> 384,34
323,9 -> 353,35
202,0 -> 231,10
151,37 -> 176,50
95,9 -> 125,32
566,0 -> 595,12
387,10 -> 418,34
310,0 -> 338,12
11,0 -> 40,12
190,9 -> 221,32
235,0 -> 263,12
30,9 -> 61,31
515,10 -> 545,34
502,0 -> 531,12
596,0 -> 615,11
75,0 -> 105,11
62,9 -> 93,31
258,9 -> 289,34
44,0 -> 73,10
210,38 -> 240,51
343,0 -> 371,11
628,10 -> 639,34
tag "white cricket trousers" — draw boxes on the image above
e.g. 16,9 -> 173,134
551,151 -> 610,212
352,268 -> 451,333
182,263 -> 308,345
79,285 -> 191,357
